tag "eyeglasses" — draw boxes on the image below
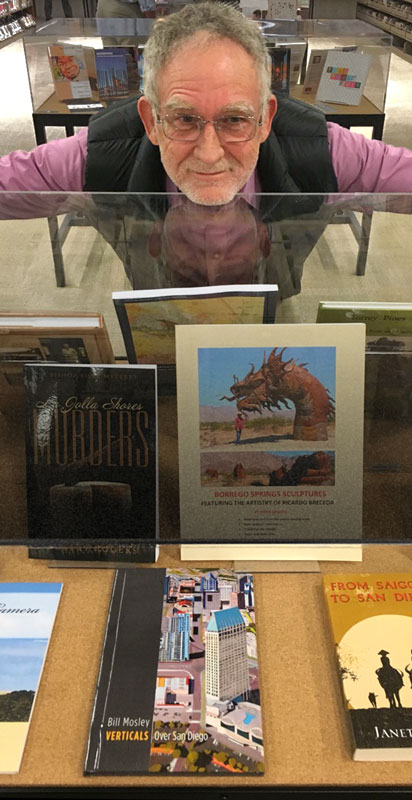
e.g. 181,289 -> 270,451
156,111 -> 262,143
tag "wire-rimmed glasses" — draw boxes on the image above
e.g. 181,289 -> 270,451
156,111 -> 262,143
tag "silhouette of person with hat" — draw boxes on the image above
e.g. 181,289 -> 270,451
376,649 -> 404,708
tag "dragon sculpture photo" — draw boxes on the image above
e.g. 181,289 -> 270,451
221,347 -> 335,442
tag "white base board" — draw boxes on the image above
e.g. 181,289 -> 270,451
180,543 -> 362,562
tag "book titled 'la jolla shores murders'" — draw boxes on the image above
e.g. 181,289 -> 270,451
24,364 -> 157,561
85,568 -> 263,775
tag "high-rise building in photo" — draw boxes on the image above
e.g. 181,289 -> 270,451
205,607 -> 249,701
158,612 -> 191,662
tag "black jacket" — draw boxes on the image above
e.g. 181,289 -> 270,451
84,94 -> 337,199
83,95 -> 338,297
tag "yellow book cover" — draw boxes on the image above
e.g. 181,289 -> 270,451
324,573 -> 412,760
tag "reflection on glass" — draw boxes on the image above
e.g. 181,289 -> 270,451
1,192 -> 412,547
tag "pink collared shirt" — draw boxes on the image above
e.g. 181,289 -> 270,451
1,121 -> 412,194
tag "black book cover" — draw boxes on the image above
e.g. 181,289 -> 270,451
85,569 -> 165,773
24,364 -> 158,554
268,46 -> 290,98
363,351 -> 412,541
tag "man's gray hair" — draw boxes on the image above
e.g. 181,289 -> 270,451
143,2 -> 272,107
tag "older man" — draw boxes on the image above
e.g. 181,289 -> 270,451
1,3 -> 412,298
1,2 -> 411,198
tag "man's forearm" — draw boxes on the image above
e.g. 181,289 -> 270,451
0,129 -> 88,218
328,121 -> 412,193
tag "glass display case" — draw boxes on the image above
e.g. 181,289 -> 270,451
1,190 -> 411,549
1,191 -> 412,796
22,16 -> 391,143
22,17 -> 152,123
293,17 -> 390,118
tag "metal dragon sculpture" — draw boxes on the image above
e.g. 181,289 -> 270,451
221,347 -> 335,441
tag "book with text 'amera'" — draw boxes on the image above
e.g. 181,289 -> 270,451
0,582 -> 62,773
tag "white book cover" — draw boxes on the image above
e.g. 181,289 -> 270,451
288,41 -> 306,86
303,49 -> 328,95
48,44 -> 97,103
176,323 -> 365,561
316,50 -> 372,106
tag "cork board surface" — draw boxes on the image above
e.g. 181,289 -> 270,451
2,544 -> 412,790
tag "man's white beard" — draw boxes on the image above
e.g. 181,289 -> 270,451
161,154 -> 255,206
180,181 -> 242,206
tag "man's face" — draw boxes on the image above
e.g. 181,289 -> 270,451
138,35 -> 276,205
57,56 -> 80,81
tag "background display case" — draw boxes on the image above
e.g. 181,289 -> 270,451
21,17 -> 391,145
22,17 -> 152,132
265,17 -> 391,121
1,191 -> 412,795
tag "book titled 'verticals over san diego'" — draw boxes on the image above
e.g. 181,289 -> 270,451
0,582 -> 62,773
84,568 -> 264,775
324,573 -> 412,760
24,364 -> 157,560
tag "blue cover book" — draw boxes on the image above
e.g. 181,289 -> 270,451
0,582 -> 62,773
95,47 -> 138,99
